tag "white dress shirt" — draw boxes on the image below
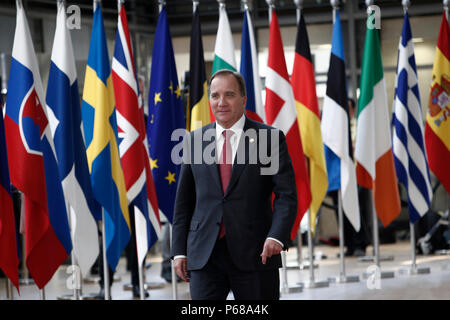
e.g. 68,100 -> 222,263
215,113 -> 246,165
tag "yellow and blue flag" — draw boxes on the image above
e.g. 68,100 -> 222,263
81,5 -> 130,271
147,6 -> 185,224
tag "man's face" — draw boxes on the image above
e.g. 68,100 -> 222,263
209,74 -> 246,129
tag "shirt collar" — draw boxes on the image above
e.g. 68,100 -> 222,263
216,113 -> 246,138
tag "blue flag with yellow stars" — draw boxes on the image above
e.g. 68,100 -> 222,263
147,6 -> 185,224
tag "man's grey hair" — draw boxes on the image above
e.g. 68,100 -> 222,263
209,69 -> 247,97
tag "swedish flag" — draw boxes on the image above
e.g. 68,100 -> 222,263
81,6 -> 130,271
147,6 -> 185,224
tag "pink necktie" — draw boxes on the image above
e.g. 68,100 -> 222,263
218,130 -> 233,239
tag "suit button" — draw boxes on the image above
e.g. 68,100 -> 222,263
222,198 -> 226,203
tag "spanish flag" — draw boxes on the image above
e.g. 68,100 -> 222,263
188,4 -> 210,131
425,12 -> 450,193
81,5 -> 130,271
291,14 -> 328,232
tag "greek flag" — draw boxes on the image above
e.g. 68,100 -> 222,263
392,12 -> 432,223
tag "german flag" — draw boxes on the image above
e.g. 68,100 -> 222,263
188,5 -> 210,131
291,14 -> 328,233
425,12 -> 450,193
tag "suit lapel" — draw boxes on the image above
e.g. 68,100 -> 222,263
203,123 -> 222,192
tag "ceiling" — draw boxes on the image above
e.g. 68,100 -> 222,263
0,0 -> 445,37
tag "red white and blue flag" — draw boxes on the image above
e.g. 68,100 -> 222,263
45,1 -> 101,277
112,3 -> 161,265
4,3 -> 72,289
0,95 -> 20,292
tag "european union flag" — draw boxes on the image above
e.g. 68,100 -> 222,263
81,5 -> 130,271
147,6 -> 185,224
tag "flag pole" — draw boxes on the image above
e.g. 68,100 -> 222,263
218,0 -> 225,11
397,0 -> 429,277
55,0 -> 86,296
57,2 -> 82,299
136,207 -> 145,300
266,0 -> 273,23
364,192 -> 393,278
57,201 -> 82,300
169,223 -> 178,300
287,0 -> 316,273
14,2 -> 36,290
444,0 -> 449,21
360,2 -> 395,278
17,192 -> 34,286
327,0 -> 359,285
288,0 -> 319,272
116,0 -> 146,300
93,0 -> 110,300
329,190 -> 359,283
266,0 -> 302,294
361,194 -> 395,279
101,208 -> 110,300
292,0 -> 328,290
5,279 -> 13,300
168,1 -> 181,301
358,0 -> 395,273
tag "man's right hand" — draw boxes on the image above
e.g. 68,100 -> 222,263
173,257 -> 190,282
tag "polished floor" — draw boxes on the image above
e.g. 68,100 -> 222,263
2,240 -> 450,300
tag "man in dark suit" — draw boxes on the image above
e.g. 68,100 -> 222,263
171,69 -> 297,300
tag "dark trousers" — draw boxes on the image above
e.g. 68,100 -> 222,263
189,237 -> 279,300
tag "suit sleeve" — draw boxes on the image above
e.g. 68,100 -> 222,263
267,130 -> 298,247
171,135 -> 196,258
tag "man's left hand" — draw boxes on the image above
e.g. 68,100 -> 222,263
260,239 -> 283,264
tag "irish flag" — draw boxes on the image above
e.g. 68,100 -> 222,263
355,19 -> 401,227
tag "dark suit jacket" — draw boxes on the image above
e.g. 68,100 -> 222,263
171,118 -> 297,272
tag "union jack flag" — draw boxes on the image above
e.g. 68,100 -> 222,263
112,3 -> 161,265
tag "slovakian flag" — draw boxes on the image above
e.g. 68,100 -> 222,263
425,12 -> 450,193
0,97 -> 20,292
188,3 -> 210,131
112,3 -> 161,265
4,2 -> 72,289
240,6 -> 265,123
46,1 -> 101,277
291,13 -> 328,233
355,11 -> 401,227
321,9 -> 360,231
81,5 -> 130,272
392,12 -> 433,223
265,9 -> 311,240
147,6 -> 185,225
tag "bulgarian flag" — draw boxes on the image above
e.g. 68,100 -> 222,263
355,18 -> 401,227
291,14 -> 328,232
212,3 -> 236,73
425,12 -> 450,193
210,3 -> 236,123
